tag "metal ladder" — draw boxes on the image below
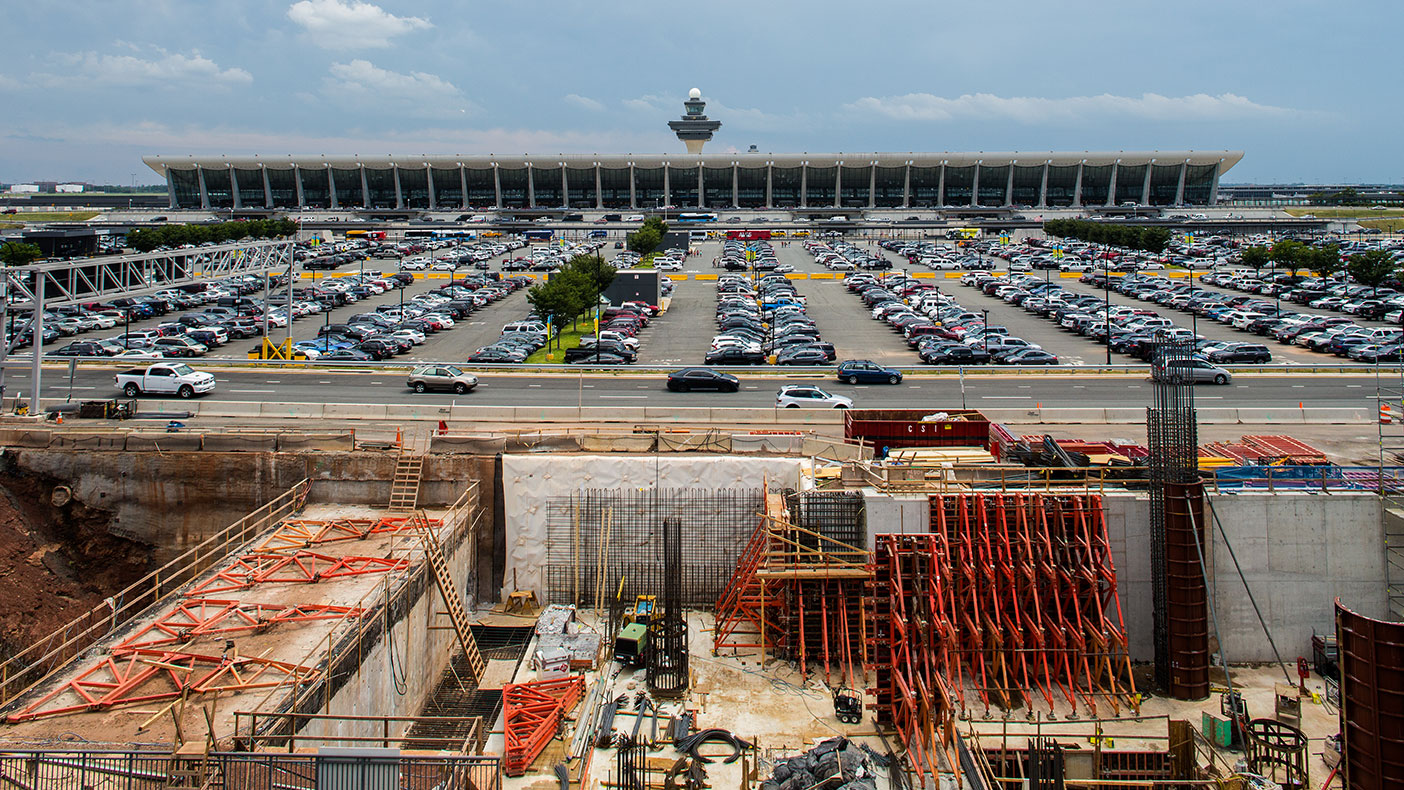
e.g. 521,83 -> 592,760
388,452 -> 425,513
411,511 -> 485,680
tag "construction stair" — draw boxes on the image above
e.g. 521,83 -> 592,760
410,511 -> 485,681
388,452 -> 425,513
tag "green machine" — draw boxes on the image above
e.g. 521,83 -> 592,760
616,623 -> 649,666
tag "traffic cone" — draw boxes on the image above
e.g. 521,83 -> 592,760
55,412 -> 63,425
1381,403 -> 1392,425
395,426 -> 403,446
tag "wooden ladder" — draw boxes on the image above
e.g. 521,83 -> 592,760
411,511 -> 485,681
388,452 -> 425,513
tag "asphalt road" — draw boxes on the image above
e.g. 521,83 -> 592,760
2,365 -> 1384,410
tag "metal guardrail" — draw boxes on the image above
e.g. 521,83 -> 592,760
5,355 -> 1402,378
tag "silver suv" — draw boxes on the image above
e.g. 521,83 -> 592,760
406,365 -> 478,394
1162,358 -> 1232,385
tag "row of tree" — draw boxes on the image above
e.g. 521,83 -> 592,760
1239,240 -> 1399,291
126,219 -> 298,252
1304,187 -> 1403,207
1042,219 -> 1173,253
0,241 -> 43,266
523,253 -> 617,350
626,216 -> 669,255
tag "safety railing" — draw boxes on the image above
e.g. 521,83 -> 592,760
0,479 -> 311,709
231,711 -> 486,754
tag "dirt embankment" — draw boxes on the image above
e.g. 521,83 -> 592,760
0,464 -> 151,663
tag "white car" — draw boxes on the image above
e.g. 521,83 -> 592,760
391,329 -> 426,345
776,385 -> 853,409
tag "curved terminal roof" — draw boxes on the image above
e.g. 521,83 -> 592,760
144,150 -> 1244,176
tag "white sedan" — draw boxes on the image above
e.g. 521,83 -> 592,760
391,329 -> 426,345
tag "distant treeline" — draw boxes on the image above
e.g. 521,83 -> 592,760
1042,219 -> 1172,253
126,219 -> 297,252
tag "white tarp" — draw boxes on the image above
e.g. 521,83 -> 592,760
501,454 -> 805,601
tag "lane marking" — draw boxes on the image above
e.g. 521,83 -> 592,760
599,395 -> 649,399
528,384 -> 541,388
230,388 -> 275,393
983,395 -> 1031,399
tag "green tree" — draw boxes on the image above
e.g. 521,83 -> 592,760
1299,244 -> 1343,281
626,227 -> 661,255
1269,239 -> 1305,276
1346,250 -> 1398,297
1239,245 -> 1270,276
0,241 -> 42,266
641,215 -> 669,237
563,253 -> 617,296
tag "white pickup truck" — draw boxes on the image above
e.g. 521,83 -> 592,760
114,363 -> 216,398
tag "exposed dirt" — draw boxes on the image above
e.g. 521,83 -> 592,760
0,462 -> 151,664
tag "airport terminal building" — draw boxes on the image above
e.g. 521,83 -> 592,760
142,150 -> 1241,211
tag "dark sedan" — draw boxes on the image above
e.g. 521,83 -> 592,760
666,368 -> 740,392
836,360 -> 902,384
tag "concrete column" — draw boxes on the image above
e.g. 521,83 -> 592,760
197,167 -> 209,209
662,167 -> 670,209
1141,164 -> 1153,206
293,166 -> 305,207
765,165 -> 773,208
230,168 -> 242,209
426,166 -> 436,210
261,168 -> 273,208
902,165 -> 911,208
833,166 -> 841,208
1072,163 -> 1083,208
392,166 -> 404,209
560,168 -> 568,209
1004,166 -> 1014,207
868,166 -> 877,209
936,166 -> 945,207
328,168 -> 338,209
969,165 -> 980,207
1209,163 -> 1222,205
360,167 -> 370,208
493,166 -> 502,209
696,164 -> 704,208
1175,163 -> 1187,206
799,166 -> 808,208
459,167 -> 468,209
732,164 -> 739,208
1106,162 -> 1118,207
527,167 -> 536,208
629,165 -> 636,209
1038,164 -> 1048,208
595,166 -> 603,210
165,171 -> 177,208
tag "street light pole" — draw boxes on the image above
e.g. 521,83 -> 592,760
981,308 -> 989,358
1104,267 -> 1112,364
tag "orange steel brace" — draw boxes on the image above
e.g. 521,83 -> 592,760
712,517 -> 778,654
184,551 -> 410,596
5,648 -> 317,723
254,516 -> 439,553
115,599 -> 365,651
502,675 -> 585,776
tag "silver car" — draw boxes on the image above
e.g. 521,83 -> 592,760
1161,358 -> 1232,385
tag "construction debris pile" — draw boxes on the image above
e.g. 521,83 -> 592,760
761,738 -> 879,790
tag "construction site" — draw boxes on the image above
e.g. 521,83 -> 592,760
0,353 -> 1400,789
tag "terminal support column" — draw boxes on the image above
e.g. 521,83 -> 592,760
1038,163 -> 1048,208
460,167 -> 469,210
902,165 -> 911,208
493,166 -> 502,209
799,166 -> 807,208
1174,163 -> 1187,206
359,167 -> 370,209
697,164 -> 704,208
936,165 -> 945,207
732,165 -> 739,209
596,166 -> 603,210
1072,163 -> 1084,208
1004,167 -> 1014,207
560,168 -> 568,209
629,164 -> 636,209
197,167 -> 209,210
1141,164 -> 1153,206
230,168 -> 242,210
833,167 -> 840,208
969,165 -> 979,207
527,166 -> 536,208
328,167 -> 339,209
1209,163 -> 1222,204
261,167 -> 273,209
426,165 -> 436,210
765,165 -> 773,209
868,166 -> 876,208
1106,162 -> 1118,207
293,166 -> 305,207
392,166 -> 404,209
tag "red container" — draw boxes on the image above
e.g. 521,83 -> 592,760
843,408 -> 991,451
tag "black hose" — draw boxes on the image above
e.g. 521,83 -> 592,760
675,728 -> 752,764
554,763 -> 570,790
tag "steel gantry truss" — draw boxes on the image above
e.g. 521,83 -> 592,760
251,515 -> 437,554
183,551 -> 410,597
114,599 -> 366,651
1,239 -> 293,411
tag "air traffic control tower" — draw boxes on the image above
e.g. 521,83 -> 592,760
668,88 -> 722,154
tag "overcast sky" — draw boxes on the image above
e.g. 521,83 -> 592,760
1,0 -> 1397,185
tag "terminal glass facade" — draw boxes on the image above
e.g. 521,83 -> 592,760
909,166 -> 940,206
300,168 -> 331,208
432,168 -> 463,207
805,166 -> 836,206
668,166 -> 699,207
1115,164 -> 1147,205
234,168 -> 266,207
532,166 -> 564,207
635,167 -> 664,207
363,168 -> 397,208
266,168 -> 298,208
498,168 -> 528,208
703,166 -> 733,207
1045,165 -> 1078,206
1079,165 -> 1112,206
840,166 -> 871,207
1009,166 -> 1041,206
599,167 -> 631,208
770,167 -> 801,207
399,167 -> 429,208
466,168 -> 496,207
1149,164 -> 1182,206
204,169 -> 234,208
874,166 -> 906,207
171,169 -> 201,208
566,167 -> 596,208
1182,164 -> 1216,205
737,166 -> 767,208
943,166 -> 974,206
976,165 -> 1009,206
331,168 -> 363,207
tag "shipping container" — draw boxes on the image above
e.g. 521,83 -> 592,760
843,408 -> 991,451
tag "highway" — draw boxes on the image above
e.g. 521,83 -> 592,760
1,366 -> 1381,410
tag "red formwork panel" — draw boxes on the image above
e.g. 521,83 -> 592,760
1240,434 -> 1329,465
1336,600 -> 1404,790
843,409 -> 991,451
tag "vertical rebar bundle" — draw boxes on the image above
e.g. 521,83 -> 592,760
647,518 -> 688,696
1146,338 -> 1203,695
